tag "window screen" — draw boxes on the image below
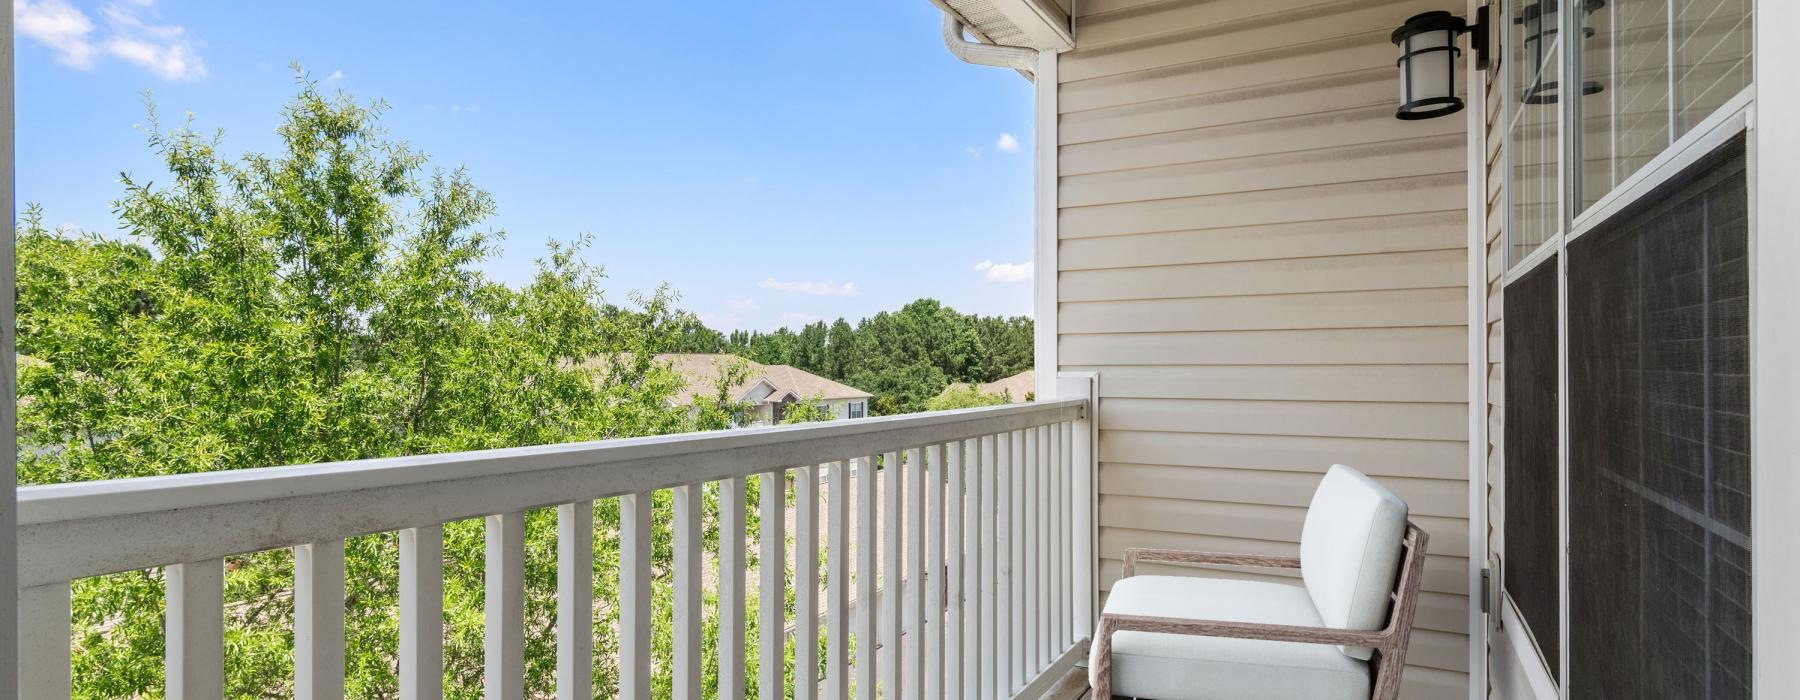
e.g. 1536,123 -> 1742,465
1504,255 -> 1561,680
1568,137 -> 1750,699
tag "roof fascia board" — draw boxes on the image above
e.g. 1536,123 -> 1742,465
991,0 -> 1073,51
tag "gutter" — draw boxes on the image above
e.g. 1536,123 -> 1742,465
938,10 -> 1038,81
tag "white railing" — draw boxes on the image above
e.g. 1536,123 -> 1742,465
15,380 -> 1095,699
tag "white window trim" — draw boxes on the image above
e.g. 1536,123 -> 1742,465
1033,49 -> 1058,401
1752,1 -> 1800,694
1463,1 -> 1491,696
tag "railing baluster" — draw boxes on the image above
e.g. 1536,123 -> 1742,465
296,540 -> 345,699
165,558 -> 223,700
1053,422 -> 1066,650
1051,417 -> 1065,647
759,471 -> 786,700
971,435 -> 991,700
796,465 -> 821,700
996,431 -> 1014,697
1036,424 -> 1051,669
882,450 -> 903,698
827,460 -> 851,700
620,493 -> 653,700
945,441 -> 965,697
721,477 -> 748,699
674,484 -> 704,699
18,581 -> 71,700
557,502 -> 594,700
905,446 -> 925,699
1009,429 -> 1026,691
925,443 -> 945,699
858,454 -> 881,697
1037,425 -> 1051,667
486,512 -> 526,700
400,526 -> 443,700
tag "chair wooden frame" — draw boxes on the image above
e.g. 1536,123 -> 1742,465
1092,524 -> 1429,700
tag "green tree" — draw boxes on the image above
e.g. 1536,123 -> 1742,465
778,394 -> 835,424
15,75 -> 770,699
924,384 -> 1012,411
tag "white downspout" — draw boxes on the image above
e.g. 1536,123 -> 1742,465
940,11 -> 1037,81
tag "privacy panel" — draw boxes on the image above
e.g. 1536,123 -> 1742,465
1568,137 -> 1750,699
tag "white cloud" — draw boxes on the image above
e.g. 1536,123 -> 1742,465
974,260 -> 1033,283
996,132 -> 1021,153
759,278 -> 860,297
963,146 -> 982,159
779,312 -> 819,326
326,69 -> 346,82
16,0 -> 98,68
16,0 -> 206,80
726,297 -> 758,310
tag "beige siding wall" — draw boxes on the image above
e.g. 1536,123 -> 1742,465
1057,1 -> 1471,697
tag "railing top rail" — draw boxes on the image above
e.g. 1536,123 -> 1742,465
16,398 -> 1085,587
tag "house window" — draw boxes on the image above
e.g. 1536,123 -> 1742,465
1497,2 -> 1754,692
848,402 -> 865,419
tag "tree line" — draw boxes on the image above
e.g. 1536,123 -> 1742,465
665,301 -> 1034,415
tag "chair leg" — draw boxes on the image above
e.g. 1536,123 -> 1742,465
1091,617 -> 1116,699
1371,649 -> 1406,700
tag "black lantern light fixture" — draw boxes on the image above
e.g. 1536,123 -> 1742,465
1517,0 -> 1605,104
1391,8 -> 1489,121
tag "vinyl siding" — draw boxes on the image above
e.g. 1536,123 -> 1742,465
1058,1 -> 1471,696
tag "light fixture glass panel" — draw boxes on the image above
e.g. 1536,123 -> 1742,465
1405,33 -> 1455,102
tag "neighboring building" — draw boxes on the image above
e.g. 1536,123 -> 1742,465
656,353 -> 872,425
940,369 -> 1036,404
977,369 -> 1034,403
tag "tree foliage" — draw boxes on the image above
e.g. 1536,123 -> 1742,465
722,299 -> 1034,415
923,384 -> 1012,412
14,75 -> 773,699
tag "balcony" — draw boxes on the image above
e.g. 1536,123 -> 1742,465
14,379 -> 1097,699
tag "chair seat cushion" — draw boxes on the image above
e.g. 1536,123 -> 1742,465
1090,575 -> 1372,700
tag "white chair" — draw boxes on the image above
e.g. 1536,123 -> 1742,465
1090,464 -> 1428,700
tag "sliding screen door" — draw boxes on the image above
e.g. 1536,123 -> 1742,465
1503,258 -> 1561,680
1568,138 -> 1750,699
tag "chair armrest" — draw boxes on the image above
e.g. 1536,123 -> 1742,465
1100,612 -> 1388,647
1122,547 -> 1301,578
1091,612 -> 1396,699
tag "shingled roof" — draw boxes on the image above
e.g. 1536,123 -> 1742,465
655,353 -> 872,405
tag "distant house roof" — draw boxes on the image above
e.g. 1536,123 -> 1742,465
940,369 -> 1036,404
978,370 -> 1035,402
654,353 -> 872,405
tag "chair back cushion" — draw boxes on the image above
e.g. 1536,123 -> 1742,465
1300,464 -> 1409,660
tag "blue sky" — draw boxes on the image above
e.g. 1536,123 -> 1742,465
15,0 -> 1038,331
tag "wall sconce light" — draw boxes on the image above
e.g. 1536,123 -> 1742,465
1391,8 -> 1490,121
1517,0 -> 1605,104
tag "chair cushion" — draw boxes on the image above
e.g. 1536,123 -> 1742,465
1089,575 -> 1372,700
1300,464 -> 1409,660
